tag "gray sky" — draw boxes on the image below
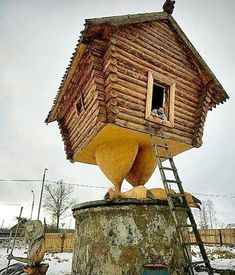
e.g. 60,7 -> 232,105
0,0 -> 235,227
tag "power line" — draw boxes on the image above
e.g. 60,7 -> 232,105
0,179 -> 41,182
0,179 -> 235,198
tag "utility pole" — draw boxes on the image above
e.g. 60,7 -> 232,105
30,190 -> 35,220
37,168 -> 48,220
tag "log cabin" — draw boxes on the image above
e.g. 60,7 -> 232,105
46,11 -> 228,193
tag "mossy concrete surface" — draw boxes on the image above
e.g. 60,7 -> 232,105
72,200 -> 188,275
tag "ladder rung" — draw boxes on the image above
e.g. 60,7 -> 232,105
155,144 -> 168,149
165,179 -> 181,184
158,155 -> 172,159
192,260 -> 209,265
177,224 -> 196,228
183,241 -> 203,246
160,166 -> 177,171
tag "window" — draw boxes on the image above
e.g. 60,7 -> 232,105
145,71 -> 175,128
75,94 -> 85,116
152,83 -> 167,111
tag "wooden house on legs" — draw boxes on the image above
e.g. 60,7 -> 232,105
46,12 -> 228,197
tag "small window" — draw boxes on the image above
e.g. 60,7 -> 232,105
75,95 -> 85,116
145,72 -> 175,127
75,99 -> 82,115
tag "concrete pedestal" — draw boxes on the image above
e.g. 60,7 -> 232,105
72,200 -> 188,275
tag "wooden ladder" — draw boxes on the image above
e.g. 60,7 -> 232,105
148,125 -> 214,275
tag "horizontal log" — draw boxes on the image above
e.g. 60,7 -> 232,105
113,31 -> 200,80
174,106 -> 196,120
118,112 -> 146,125
65,86 -> 96,127
175,94 -> 198,109
151,21 -> 178,39
73,122 -> 106,159
176,89 -> 198,105
173,122 -> 194,134
114,48 -> 201,93
126,25 -> 191,68
64,106 -> 77,128
149,21 -> 187,54
72,116 -> 104,151
117,62 -> 147,82
58,120 -> 73,154
117,60 -> 200,102
63,51 -> 104,118
71,108 -> 102,150
116,71 -> 147,88
174,110 -> 195,124
112,41 -> 201,89
60,55 -> 94,117
74,101 -> 106,135
73,119 -> 103,155
174,99 -> 196,114
117,78 -> 147,95
117,112 -> 193,136
117,98 -> 145,112
140,23 -> 189,58
114,91 -> 145,106
116,65 -> 198,110
68,99 -> 100,140
114,119 -> 192,144
174,117 -> 194,128
118,106 -> 145,118
61,65 -> 93,116
113,83 -> 146,101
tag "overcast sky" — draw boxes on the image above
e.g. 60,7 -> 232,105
0,0 -> 234,228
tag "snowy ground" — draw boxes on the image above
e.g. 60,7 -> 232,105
192,245 -> 235,274
0,242 -> 234,274
0,245 -> 72,275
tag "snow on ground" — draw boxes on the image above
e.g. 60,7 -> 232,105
0,245 -> 72,275
192,245 -> 235,274
0,241 -> 234,274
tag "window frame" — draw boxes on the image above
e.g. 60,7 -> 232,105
145,71 -> 176,128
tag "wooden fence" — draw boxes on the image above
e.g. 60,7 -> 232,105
190,229 -> 235,245
44,229 -> 234,253
45,233 -> 75,253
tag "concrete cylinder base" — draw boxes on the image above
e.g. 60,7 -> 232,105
72,200 -> 188,275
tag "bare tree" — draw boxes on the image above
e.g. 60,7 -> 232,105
198,202 -> 209,229
206,199 -> 217,229
43,180 -> 75,229
197,199 -> 218,229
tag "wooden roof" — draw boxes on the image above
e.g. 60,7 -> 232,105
46,11 -> 229,123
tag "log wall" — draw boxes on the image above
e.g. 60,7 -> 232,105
104,21 -> 205,145
59,41 -> 107,161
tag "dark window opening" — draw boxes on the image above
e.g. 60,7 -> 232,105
151,83 -> 167,110
76,100 -> 82,114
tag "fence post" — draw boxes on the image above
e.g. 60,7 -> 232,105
60,233 -> 66,252
219,229 -> 223,246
